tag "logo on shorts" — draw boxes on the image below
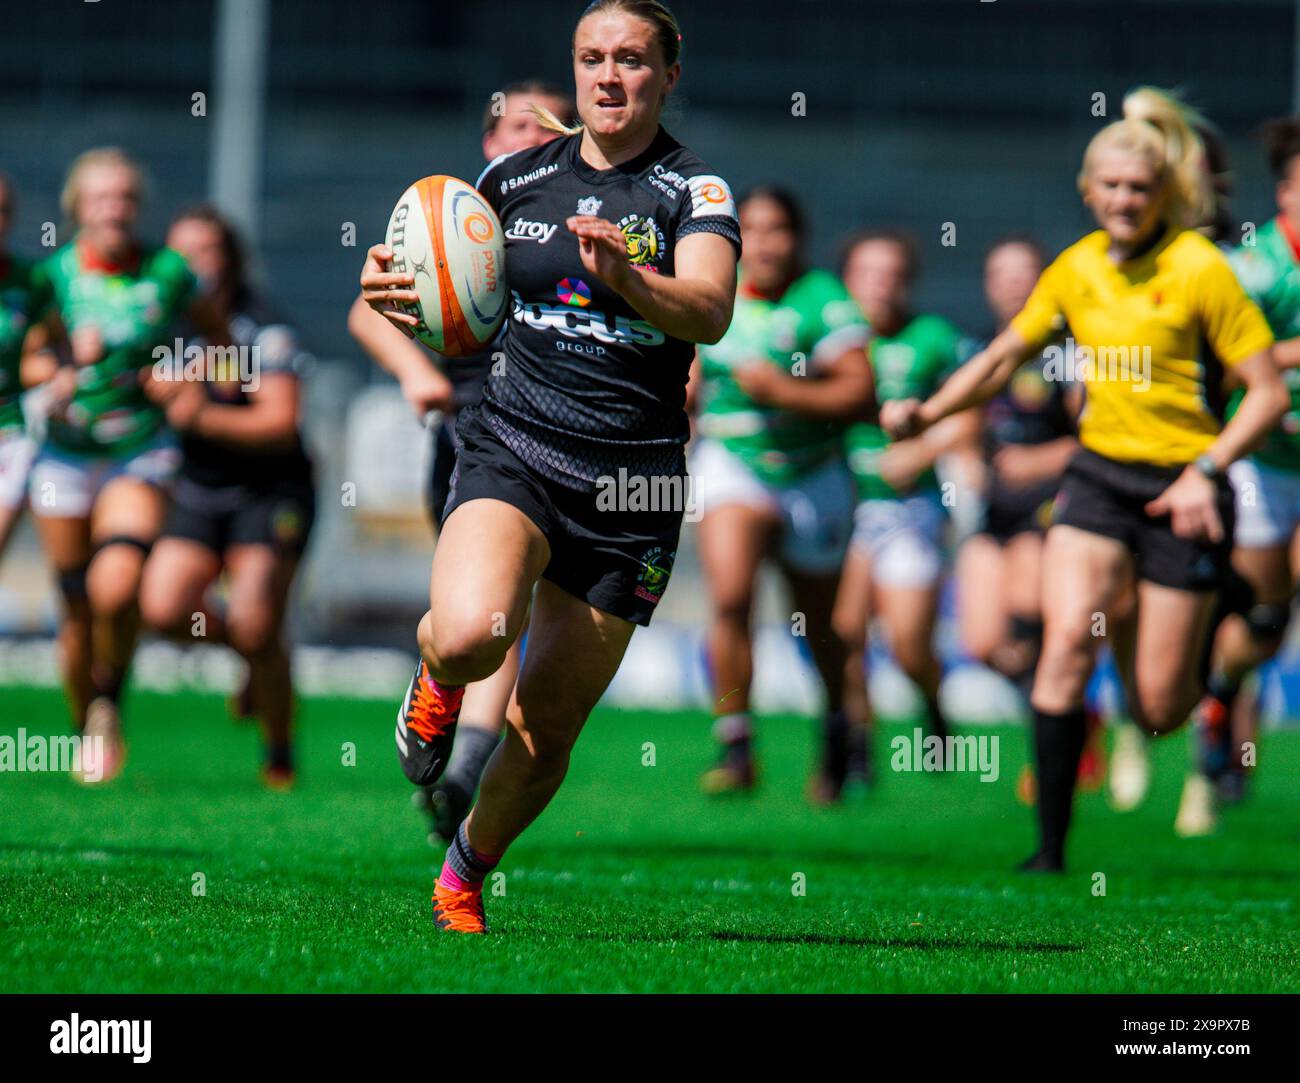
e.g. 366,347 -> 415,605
272,503 -> 304,547
634,546 -> 674,603
556,277 -> 592,307
618,214 -> 666,271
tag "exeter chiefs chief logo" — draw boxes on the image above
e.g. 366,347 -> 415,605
618,214 -> 666,271
634,546 -> 674,604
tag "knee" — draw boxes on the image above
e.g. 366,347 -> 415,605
87,543 -> 148,615
832,607 -> 865,653
711,588 -> 753,630
1131,690 -> 1191,735
138,582 -> 190,635
226,611 -> 278,659
422,610 -> 508,683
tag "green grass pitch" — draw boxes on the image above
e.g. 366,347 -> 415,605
1,686 -> 1297,993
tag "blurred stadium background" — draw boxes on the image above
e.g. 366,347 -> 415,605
2,0 -> 1300,722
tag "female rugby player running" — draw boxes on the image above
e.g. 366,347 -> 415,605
1175,117 -> 1300,835
0,173 -> 47,559
882,87 -> 1286,872
348,80 -> 575,840
25,149 -> 223,782
361,0 -> 740,932
953,237 -> 1103,803
833,231 -> 978,756
689,186 -> 873,803
138,206 -> 315,789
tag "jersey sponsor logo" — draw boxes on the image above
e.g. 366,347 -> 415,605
687,175 -> 737,220
577,196 -> 603,216
648,164 -> 689,201
511,290 -> 666,348
618,214 -> 666,271
500,162 -> 559,194
556,277 -> 591,308
505,217 -> 559,244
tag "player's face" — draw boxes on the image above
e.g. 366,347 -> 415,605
167,218 -> 226,292
739,197 -> 799,293
1276,155 -> 1300,231
842,239 -> 911,323
572,13 -> 678,141
483,94 -> 570,160
1084,148 -> 1166,246
76,163 -> 139,255
984,243 -> 1042,327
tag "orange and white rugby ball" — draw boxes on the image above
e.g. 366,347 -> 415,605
384,175 -> 508,356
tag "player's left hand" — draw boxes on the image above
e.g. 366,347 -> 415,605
567,216 -> 633,291
1145,466 -> 1223,543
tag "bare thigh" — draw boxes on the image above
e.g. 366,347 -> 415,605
1031,525 -> 1133,714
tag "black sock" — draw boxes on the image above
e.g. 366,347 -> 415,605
92,663 -> 127,705
443,725 -> 501,797
924,695 -> 948,740
1031,707 -> 1087,865
820,709 -> 848,778
1205,669 -> 1241,708
265,742 -> 293,772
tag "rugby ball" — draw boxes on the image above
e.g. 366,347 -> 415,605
384,175 -> 508,356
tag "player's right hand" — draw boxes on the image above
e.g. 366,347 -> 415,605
360,244 -> 420,337
881,398 -> 925,440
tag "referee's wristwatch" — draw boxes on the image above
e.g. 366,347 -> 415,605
1193,453 -> 1222,481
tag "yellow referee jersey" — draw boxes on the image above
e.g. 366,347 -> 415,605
1010,226 -> 1274,466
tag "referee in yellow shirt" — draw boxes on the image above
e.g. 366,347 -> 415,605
883,87 -> 1288,872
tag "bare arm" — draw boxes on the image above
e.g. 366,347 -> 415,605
348,290 -> 454,417
188,372 -> 301,452
1269,336 -> 1300,369
912,325 -> 1038,432
1200,349 -> 1288,471
733,345 -> 876,422
566,218 -> 737,345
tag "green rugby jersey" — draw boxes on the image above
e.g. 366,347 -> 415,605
845,312 -> 965,501
1227,217 -> 1300,472
0,254 -> 51,437
42,240 -> 195,456
696,268 -> 869,485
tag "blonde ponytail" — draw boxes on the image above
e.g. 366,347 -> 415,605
1079,86 -> 1213,229
529,103 -> 583,137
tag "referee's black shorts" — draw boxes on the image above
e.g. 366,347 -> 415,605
443,406 -> 683,626
1050,448 -> 1234,592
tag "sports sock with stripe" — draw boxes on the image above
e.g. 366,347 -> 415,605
438,821 -> 500,893
1031,706 -> 1087,865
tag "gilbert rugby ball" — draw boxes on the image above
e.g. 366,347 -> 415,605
384,175 -> 508,356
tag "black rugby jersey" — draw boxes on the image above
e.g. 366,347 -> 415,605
975,335 -> 1074,512
474,126 -> 741,489
179,291 -> 314,488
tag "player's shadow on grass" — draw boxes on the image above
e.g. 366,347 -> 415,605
707,930 -> 1082,953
